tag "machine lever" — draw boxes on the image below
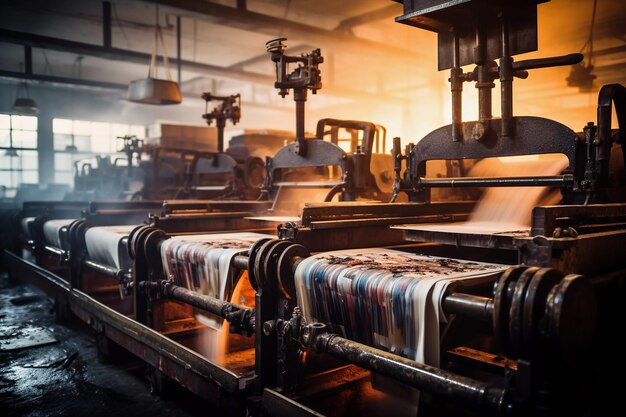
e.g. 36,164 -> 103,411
512,53 -> 583,72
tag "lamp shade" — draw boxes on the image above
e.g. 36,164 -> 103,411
127,78 -> 182,105
12,97 -> 39,114
5,148 -> 19,157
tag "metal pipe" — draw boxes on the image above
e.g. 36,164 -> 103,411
294,88 -> 307,156
232,254 -> 249,270
176,15 -> 182,86
83,259 -> 129,282
313,333 -> 508,412
418,175 -> 574,188
103,2 -> 111,49
162,283 -> 253,320
43,245 -> 67,260
500,16 -> 514,138
451,31 -> 463,141
442,293 -> 493,322
24,45 -> 33,75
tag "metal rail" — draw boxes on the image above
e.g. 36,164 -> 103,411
417,175 -> 574,188
312,333 -> 509,412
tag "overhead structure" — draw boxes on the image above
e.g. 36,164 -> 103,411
126,3 -> 182,105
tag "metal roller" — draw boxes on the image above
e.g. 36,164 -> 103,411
247,238 -> 272,291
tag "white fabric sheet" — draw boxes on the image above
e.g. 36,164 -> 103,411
161,232 -> 273,330
43,219 -> 75,249
85,225 -> 137,270
393,221 -> 529,236
20,217 -> 35,238
295,248 -> 506,367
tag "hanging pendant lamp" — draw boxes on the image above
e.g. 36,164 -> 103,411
127,4 -> 181,105
12,80 -> 39,115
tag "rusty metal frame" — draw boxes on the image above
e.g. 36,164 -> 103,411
4,250 -> 256,406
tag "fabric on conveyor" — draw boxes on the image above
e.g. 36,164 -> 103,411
295,248 -> 506,367
84,225 -> 137,270
397,154 -> 568,235
20,217 -> 35,238
161,232 -> 273,330
466,154 -> 568,228
161,232 -> 273,362
43,219 -> 75,249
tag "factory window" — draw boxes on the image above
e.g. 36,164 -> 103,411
0,114 -> 38,198
52,118 -> 145,185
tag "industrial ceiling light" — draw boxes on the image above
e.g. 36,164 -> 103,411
12,81 -> 39,115
127,4 -> 181,105
4,148 -> 18,157
65,137 -> 78,153
568,0 -> 598,92
566,63 -> 597,92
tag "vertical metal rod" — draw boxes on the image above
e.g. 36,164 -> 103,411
103,1 -> 112,49
500,14 -> 514,138
217,119 -> 225,153
451,30 -> 463,141
475,27 -> 493,124
24,45 -> 33,75
176,15 -> 182,86
294,88 -> 307,156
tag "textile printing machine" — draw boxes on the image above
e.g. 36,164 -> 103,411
5,2 -> 625,416
139,92 -> 282,201
262,39 -> 394,208
6,49 -> 400,406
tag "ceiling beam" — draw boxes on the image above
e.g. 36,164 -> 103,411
125,0 -> 420,61
335,5 -> 400,32
0,69 -> 127,90
0,29 -> 407,104
0,28 -> 274,84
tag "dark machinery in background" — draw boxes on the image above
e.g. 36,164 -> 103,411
202,93 -> 242,154
141,93 -> 288,201
70,135 -> 144,201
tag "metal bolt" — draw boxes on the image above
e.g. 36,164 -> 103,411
263,320 -> 275,336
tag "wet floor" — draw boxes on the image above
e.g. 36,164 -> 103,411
0,273 -> 226,417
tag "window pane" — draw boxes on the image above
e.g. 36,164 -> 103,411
0,172 -> 12,187
55,153 -> 73,171
0,115 -> 10,130
14,115 -> 38,131
12,130 -> 37,148
0,155 -> 19,169
55,171 -> 74,185
129,125 -> 146,139
74,135 -> 92,152
19,150 -> 38,170
0,130 -> 10,147
53,134 -> 73,151
53,118 -> 73,134
21,170 -> 38,184
91,122 -> 110,137
91,134 -> 113,154
73,120 -> 90,136
111,123 -> 130,138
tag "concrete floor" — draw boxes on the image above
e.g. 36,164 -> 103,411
0,273 -> 225,417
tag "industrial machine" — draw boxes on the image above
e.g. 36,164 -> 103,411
262,39 -> 394,207
4,1 -> 625,416
70,135 -> 144,201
